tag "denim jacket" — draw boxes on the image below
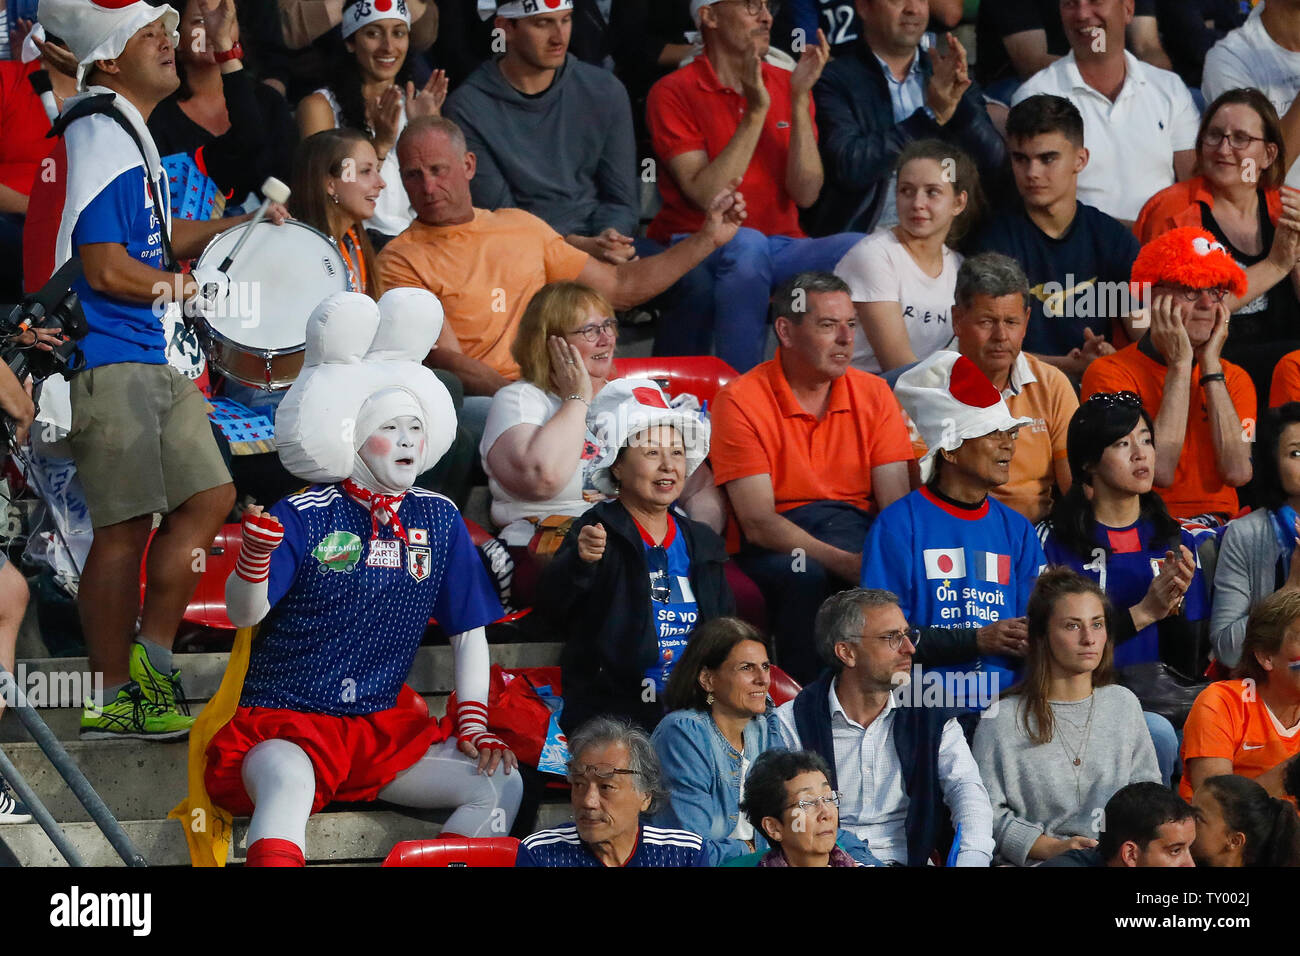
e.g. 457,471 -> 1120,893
650,707 -> 881,867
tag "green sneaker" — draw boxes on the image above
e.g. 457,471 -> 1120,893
80,681 -> 194,741
129,641 -> 191,716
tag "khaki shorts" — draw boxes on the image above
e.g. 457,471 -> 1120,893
67,363 -> 231,528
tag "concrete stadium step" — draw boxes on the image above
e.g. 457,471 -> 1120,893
7,642 -> 565,707
0,802 -> 574,867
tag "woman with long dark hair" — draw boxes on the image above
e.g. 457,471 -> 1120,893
147,0 -> 295,207
296,0 -> 447,243
972,568 -> 1160,865
1038,391 -> 1209,672
1191,774 -> 1300,867
288,128 -> 386,299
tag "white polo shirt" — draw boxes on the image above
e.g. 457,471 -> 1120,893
1012,50 -> 1200,222
1203,4 -> 1300,146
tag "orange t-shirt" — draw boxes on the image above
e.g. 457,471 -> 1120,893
1080,343 -> 1256,519
1179,679 -> 1300,800
376,208 -> 590,380
709,358 -> 915,513
1269,349 -> 1300,408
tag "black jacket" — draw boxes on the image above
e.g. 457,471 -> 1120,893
539,500 -> 734,734
807,40 -> 1010,236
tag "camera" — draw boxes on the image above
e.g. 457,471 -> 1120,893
1,282 -> 88,387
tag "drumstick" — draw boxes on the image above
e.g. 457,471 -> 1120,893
217,177 -> 291,274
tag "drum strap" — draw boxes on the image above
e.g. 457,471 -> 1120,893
50,93 -> 177,273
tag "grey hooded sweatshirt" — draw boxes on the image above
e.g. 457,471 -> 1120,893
445,54 -> 639,239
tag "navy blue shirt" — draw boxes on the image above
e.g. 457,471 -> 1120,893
240,485 -> 503,714
514,823 -> 708,867
974,203 -> 1140,358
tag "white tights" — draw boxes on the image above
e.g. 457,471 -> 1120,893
241,737 -> 524,852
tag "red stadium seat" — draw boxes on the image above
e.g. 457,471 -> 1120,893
141,522 -> 243,631
382,837 -> 520,867
611,356 -> 738,405
767,665 -> 801,707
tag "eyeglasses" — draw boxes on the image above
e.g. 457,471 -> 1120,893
872,627 -> 921,652
722,0 -> 781,16
647,546 -> 671,604
1203,129 -> 1268,151
565,317 -> 618,344
785,791 -> 842,814
565,763 -> 641,783
1165,286 -> 1229,303
1083,391 -> 1142,410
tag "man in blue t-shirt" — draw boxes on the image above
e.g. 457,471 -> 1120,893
868,351 -> 1044,699
32,3 -> 289,742
973,94 -> 1141,382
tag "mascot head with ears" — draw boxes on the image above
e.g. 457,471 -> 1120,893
275,288 -> 456,496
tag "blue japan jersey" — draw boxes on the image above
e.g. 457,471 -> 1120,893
70,168 -> 172,369
638,515 -> 698,697
240,485 -> 504,714
862,487 -> 1045,691
1038,517 -> 1210,668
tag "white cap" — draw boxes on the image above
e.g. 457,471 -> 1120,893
690,0 -> 727,24
587,379 -> 710,496
477,0 -> 574,21
37,0 -> 179,90
342,0 -> 412,39
894,351 -> 1034,483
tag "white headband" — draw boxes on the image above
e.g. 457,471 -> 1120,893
342,0 -> 412,39
477,0 -> 574,21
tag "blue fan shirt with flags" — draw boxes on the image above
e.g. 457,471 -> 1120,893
1038,516 -> 1210,668
862,486 -> 1045,697
239,484 -> 503,714
633,514 -> 698,697
70,167 -> 172,369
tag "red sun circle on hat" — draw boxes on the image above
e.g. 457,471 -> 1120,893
91,0 -> 142,7
376,0 -> 394,10
632,386 -> 670,409
948,355 -> 1001,409
546,0 -> 564,7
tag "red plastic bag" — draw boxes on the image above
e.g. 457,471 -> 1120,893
445,665 -> 562,769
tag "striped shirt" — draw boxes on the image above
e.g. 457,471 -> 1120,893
514,823 -> 708,868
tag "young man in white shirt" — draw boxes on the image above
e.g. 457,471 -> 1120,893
1011,0 -> 1198,226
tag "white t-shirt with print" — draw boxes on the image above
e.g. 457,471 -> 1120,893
834,227 -> 962,374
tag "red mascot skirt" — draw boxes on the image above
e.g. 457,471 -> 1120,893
204,685 -> 449,816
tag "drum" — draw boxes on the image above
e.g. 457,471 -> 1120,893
195,219 -> 348,389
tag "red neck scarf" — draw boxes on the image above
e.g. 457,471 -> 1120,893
341,478 -> 408,543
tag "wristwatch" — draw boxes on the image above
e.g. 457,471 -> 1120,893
213,43 -> 244,64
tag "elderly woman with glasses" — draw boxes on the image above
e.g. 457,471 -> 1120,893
536,380 -> 735,735
481,281 -> 725,604
1134,88 -> 1300,400
735,750 -> 863,867
515,716 -> 709,867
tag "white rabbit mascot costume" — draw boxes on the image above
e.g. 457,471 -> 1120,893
177,289 -> 520,867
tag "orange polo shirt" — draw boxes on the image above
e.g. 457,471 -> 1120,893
1180,679 -> 1300,800
710,357 -> 914,513
377,208 -> 591,380
1080,343 -> 1256,519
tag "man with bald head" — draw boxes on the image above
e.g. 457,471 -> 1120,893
377,116 -> 746,435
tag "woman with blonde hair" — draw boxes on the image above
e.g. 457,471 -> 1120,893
480,282 -> 724,601
972,567 -> 1160,865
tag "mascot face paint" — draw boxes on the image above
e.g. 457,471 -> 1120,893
359,415 -> 425,492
